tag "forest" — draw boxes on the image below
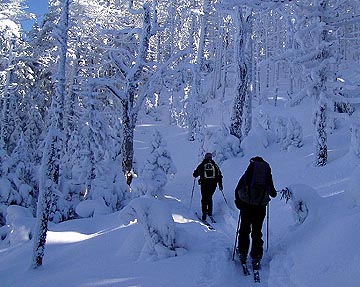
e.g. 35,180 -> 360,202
1,0 -> 360,269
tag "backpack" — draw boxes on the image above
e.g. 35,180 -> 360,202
238,160 -> 271,206
203,162 -> 216,179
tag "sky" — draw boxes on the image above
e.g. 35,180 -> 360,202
22,0 -> 48,30
26,0 -> 48,16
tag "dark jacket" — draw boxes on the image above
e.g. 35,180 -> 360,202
235,157 -> 276,208
193,159 -> 223,190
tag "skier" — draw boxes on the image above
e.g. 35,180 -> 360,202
193,153 -> 223,222
234,156 -> 277,271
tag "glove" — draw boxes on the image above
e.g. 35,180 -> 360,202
270,189 -> 277,198
219,184 -> 223,191
193,171 -> 197,178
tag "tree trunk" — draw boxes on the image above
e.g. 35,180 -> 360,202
121,103 -> 135,185
31,0 -> 69,268
31,135 -> 60,268
315,99 -> 327,166
230,7 -> 252,144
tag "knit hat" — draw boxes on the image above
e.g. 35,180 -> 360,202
204,152 -> 213,160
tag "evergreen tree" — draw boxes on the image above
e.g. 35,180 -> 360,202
133,130 -> 176,198
0,1 -> 29,153
284,117 -> 303,150
0,0 -> 40,215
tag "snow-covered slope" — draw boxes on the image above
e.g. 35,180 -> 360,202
1,98 -> 360,287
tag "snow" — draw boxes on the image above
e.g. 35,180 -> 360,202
1,205 -> 34,246
2,0 -> 360,284
0,18 -> 20,38
1,25 -> 360,284
1,102 -> 360,287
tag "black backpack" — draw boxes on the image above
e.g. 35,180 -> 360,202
203,162 -> 216,179
238,160 -> 271,206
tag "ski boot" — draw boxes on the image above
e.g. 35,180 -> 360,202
252,258 -> 261,271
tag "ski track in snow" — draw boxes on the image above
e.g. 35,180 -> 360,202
187,201 -> 275,287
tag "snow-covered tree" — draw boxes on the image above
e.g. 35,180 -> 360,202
187,83 -> 206,141
274,116 -> 287,146
100,2 -> 187,185
224,0 -> 294,147
200,124 -> 241,164
0,1 -> 32,153
0,0 -> 41,217
132,130 -> 176,198
289,0 -> 359,166
68,85 -> 129,219
284,117 -> 303,150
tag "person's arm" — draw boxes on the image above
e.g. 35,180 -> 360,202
193,163 -> 201,178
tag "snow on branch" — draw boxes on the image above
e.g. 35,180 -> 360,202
220,0 -> 293,11
134,50 -> 190,116
109,50 -> 130,76
280,184 -> 321,225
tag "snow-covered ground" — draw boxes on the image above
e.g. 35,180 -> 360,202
1,96 -> 360,287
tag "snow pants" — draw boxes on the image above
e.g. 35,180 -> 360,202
237,202 -> 266,261
200,183 -> 216,216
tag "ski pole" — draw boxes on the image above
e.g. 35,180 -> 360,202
189,178 -> 196,209
266,203 -> 270,251
232,212 -> 241,261
220,189 -> 228,206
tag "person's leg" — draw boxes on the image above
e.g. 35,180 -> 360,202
200,196 -> 207,220
238,208 -> 251,263
250,206 -> 266,267
200,186 -> 209,220
207,186 -> 216,216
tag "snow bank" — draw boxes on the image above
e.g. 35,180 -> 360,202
241,121 -> 276,154
270,184 -> 360,287
346,164 -> 360,207
119,197 -> 185,261
75,198 -> 110,218
0,205 -> 35,247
